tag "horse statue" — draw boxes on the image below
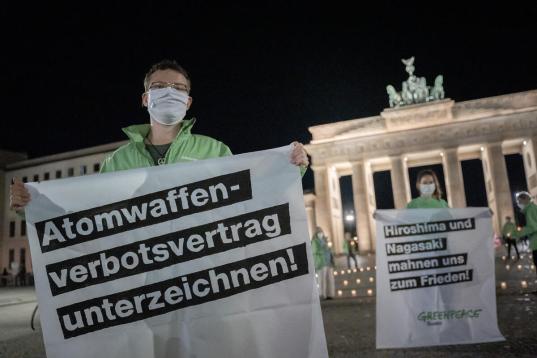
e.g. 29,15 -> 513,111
430,75 -> 445,100
386,85 -> 403,108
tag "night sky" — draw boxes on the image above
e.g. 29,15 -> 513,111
3,3 -> 537,206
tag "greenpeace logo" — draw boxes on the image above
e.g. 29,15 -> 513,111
417,309 -> 482,325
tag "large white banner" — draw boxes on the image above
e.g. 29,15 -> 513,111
375,208 -> 504,348
25,146 -> 328,358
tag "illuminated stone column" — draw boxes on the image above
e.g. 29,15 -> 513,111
390,156 -> 410,209
312,165 -> 333,241
481,143 -> 514,233
522,136 -> 537,197
351,161 -> 372,253
303,193 -> 316,239
312,165 -> 344,254
442,148 -> 466,208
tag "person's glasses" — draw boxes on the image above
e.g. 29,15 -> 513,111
148,81 -> 190,93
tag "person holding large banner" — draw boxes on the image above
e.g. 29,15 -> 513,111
7,60 -> 324,358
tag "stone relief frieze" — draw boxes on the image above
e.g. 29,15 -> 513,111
308,112 -> 537,163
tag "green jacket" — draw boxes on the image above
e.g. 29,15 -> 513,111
514,202 -> 537,251
407,196 -> 449,209
311,234 -> 327,271
501,222 -> 516,237
100,119 -> 232,173
100,118 -> 307,176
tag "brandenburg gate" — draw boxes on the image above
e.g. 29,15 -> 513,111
304,58 -> 537,254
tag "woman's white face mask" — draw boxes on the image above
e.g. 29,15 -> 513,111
147,87 -> 189,125
419,183 -> 436,197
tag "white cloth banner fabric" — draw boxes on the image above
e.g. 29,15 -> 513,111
375,208 -> 504,349
25,146 -> 328,358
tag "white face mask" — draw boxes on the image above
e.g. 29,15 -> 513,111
420,183 -> 436,196
517,203 -> 527,211
147,87 -> 189,125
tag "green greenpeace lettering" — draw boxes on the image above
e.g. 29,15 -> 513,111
417,309 -> 482,322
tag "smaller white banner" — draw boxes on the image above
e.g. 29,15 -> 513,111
375,208 -> 505,348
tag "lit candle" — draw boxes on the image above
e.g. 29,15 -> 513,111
366,266 -> 371,271
506,265 -> 510,270
501,256 -> 506,261
517,265 -> 523,272
340,270 -> 345,275
343,280 -> 348,286
367,289 -> 373,296
334,271 -> 338,276
352,269 -> 357,273
521,281 -> 528,289
356,278 -> 361,284
359,267 -> 364,272
351,290 -> 357,296
374,266 -> 377,270
531,265 -> 535,270
347,269 -> 351,274
369,277 -> 374,283
500,282 -> 507,289
337,290 -> 343,296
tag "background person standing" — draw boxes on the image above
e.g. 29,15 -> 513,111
343,232 -> 358,269
513,192 -> 537,293
502,216 -> 520,261
311,227 -> 335,300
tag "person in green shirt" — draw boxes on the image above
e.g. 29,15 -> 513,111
311,227 -> 335,299
512,191 -> 537,292
407,169 -> 449,209
502,216 -> 519,261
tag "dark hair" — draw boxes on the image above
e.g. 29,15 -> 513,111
416,169 -> 443,200
144,59 -> 191,92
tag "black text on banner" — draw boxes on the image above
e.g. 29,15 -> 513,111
36,170 -> 252,253
46,204 -> 291,296
57,243 -> 309,339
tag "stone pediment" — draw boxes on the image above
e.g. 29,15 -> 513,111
309,115 -> 386,141
381,99 -> 454,131
453,90 -> 537,120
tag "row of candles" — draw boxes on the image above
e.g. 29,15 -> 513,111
341,277 -> 375,286
501,254 -> 533,260
499,281 -> 532,289
504,264 -> 535,271
334,266 -> 377,276
336,288 -> 374,297
330,282 -> 529,294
